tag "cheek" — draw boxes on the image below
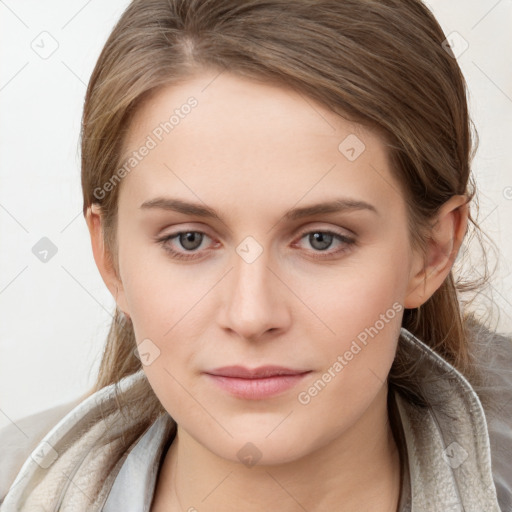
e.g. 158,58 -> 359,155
119,252 -> 204,420
313,245 -> 409,337
118,237 -> 204,335
332,266 -> 406,336
296,273 -> 404,423
305,242 -> 410,386
118,244 -> 213,407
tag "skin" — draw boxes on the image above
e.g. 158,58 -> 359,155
86,69 -> 468,511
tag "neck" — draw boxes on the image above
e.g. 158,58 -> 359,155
152,385 -> 402,512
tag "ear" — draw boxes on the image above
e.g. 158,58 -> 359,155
85,204 -> 131,319
404,195 -> 469,309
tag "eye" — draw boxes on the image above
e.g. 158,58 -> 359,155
156,231 -> 215,260
293,229 -> 355,259
156,228 -> 356,261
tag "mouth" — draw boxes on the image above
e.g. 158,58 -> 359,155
203,365 -> 312,400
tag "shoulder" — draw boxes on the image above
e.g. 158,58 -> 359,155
0,398 -> 81,503
466,321 -> 512,412
466,322 -> 512,509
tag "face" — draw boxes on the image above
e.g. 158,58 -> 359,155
107,69 -> 422,464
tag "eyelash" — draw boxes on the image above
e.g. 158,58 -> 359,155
155,228 -> 356,261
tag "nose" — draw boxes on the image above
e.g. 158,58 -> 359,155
218,248 -> 291,341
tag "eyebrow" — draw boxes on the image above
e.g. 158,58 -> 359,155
139,197 -> 378,221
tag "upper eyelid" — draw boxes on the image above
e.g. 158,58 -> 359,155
161,228 -> 350,241
159,221 -> 355,239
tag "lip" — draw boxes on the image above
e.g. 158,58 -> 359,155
204,365 -> 311,400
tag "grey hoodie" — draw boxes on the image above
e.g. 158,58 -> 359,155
1,327 -> 511,511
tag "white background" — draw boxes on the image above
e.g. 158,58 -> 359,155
1,0 -> 511,428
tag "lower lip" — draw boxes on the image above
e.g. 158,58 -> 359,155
205,373 -> 310,400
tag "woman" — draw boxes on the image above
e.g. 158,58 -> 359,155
1,0 -> 511,510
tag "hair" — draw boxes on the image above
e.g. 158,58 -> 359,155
81,0 -> 497,423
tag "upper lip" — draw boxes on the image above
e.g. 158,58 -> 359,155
205,365 -> 311,379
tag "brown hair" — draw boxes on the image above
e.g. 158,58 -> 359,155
81,0 -> 494,418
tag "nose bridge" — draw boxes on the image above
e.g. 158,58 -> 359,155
221,242 -> 288,339
233,248 -> 271,298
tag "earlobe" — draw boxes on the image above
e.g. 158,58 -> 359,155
85,204 -> 130,316
404,195 -> 469,309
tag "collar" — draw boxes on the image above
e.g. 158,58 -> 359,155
102,412 -> 175,512
393,328 -> 501,511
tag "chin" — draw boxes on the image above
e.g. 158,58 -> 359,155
198,429 -> 311,467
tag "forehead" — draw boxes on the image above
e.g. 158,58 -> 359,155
118,71 -> 404,219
